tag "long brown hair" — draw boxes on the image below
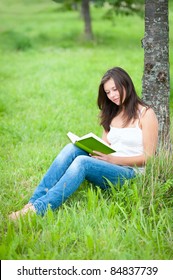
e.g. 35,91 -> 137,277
97,67 -> 148,131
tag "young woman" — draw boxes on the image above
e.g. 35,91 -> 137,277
9,67 -> 158,219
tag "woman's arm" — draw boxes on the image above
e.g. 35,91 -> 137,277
91,152 -> 146,167
140,107 -> 158,160
94,108 -> 158,167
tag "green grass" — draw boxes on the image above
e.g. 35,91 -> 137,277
0,0 -> 173,260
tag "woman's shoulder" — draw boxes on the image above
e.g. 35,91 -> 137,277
139,105 -> 156,117
140,106 -> 158,125
146,106 -> 157,117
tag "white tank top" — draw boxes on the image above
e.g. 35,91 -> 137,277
107,108 -> 145,173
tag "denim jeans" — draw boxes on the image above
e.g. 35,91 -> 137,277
29,143 -> 135,215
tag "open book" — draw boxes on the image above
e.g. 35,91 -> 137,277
67,132 -> 116,155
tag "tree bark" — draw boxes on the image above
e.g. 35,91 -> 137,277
81,0 -> 93,40
142,0 -> 170,146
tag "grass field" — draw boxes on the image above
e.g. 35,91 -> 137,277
0,0 -> 173,260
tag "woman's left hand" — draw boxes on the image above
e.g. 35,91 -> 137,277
91,151 -> 115,164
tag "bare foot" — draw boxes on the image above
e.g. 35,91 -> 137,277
23,203 -> 33,209
9,205 -> 36,220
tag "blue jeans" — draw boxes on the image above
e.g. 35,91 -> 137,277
29,144 -> 135,215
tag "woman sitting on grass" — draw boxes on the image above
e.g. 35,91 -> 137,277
9,66 -> 158,219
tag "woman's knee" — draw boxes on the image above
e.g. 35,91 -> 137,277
72,155 -> 90,171
58,143 -> 77,157
63,143 -> 89,159
64,143 -> 76,151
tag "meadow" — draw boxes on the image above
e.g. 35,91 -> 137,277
0,0 -> 173,260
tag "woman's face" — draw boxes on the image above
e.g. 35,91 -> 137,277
103,78 -> 126,105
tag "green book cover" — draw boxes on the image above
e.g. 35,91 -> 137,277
67,132 -> 116,155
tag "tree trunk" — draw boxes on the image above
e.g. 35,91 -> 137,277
81,0 -> 93,40
142,0 -> 170,146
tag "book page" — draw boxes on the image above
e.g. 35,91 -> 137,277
67,132 -> 80,143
